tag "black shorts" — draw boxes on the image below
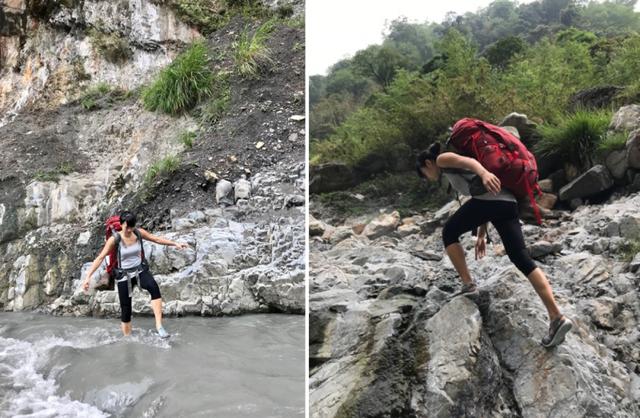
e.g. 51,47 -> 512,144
117,268 -> 161,323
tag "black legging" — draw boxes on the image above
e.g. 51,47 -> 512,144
117,269 -> 162,323
442,198 -> 537,276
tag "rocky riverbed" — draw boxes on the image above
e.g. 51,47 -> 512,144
309,191 -> 640,417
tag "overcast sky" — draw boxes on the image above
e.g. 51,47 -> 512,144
307,0 -> 640,76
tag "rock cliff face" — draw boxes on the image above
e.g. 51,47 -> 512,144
0,0 -> 305,316
309,192 -> 640,417
0,0 -> 201,124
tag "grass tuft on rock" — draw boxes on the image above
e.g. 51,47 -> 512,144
144,155 -> 181,185
597,131 -> 629,154
180,131 -> 196,148
233,19 -> 276,78
80,82 -> 133,110
535,109 -> 611,169
618,237 -> 640,262
142,42 -> 214,115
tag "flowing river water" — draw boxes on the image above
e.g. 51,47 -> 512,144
0,313 -> 304,417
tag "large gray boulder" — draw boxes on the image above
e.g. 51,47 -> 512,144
362,211 -> 400,240
500,112 -> 539,146
570,85 -> 624,111
610,104 -> 640,132
559,165 -> 613,201
606,149 -> 629,180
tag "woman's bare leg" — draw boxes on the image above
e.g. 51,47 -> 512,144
445,243 -> 474,284
121,321 -> 132,336
526,268 -> 562,321
151,298 -> 163,329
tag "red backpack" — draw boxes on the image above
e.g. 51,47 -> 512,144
105,215 -> 122,277
448,118 -> 543,224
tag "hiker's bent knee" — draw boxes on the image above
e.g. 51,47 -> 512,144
442,222 -> 461,247
506,247 -> 536,276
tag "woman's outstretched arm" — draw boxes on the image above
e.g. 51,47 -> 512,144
138,228 -> 188,249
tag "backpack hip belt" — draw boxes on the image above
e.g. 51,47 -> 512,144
115,265 -> 145,299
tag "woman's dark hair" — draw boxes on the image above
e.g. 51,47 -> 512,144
415,142 -> 442,178
120,211 -> 137,228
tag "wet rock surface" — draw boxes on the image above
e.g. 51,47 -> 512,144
310,193 -> 640,417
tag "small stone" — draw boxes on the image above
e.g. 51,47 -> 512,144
288,133 -> 298,142
529,240 -> 561,258
256,141 -> 265,149
204,170 -> 219,182
229,155 -> 238,163
290,115 -> 305,122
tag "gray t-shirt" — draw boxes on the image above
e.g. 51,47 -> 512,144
442,169 -> 516,203
119,237 -> 142,269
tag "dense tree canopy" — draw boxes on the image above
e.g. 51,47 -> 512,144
310,0 -> 640,175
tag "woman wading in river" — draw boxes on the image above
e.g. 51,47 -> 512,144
82,211 -> 188,338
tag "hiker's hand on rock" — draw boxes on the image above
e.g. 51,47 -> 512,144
481,170 -> 501,195
475,237 -> 486,260
174,242 -> 188,250
82,278 -> 90,292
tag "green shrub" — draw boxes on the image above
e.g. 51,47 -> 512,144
142,42 -> 214,114
144,155 -> 181,185
80,82 -> 111,110
233,19 -> 276,78
276,4 -> 294,18
170,0 -> 228,34
88,29 -> 132,63
180,131 -> 196,148
535,110 -> 611,169
201,90 -> 230,124
80,82 -> 132,110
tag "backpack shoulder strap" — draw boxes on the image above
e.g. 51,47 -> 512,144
112,231 -> 122,268
133,228 -> 145,260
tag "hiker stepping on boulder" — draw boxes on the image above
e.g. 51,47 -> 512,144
417,121 -> 572,348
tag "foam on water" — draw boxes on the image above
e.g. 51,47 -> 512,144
0,326 -> 171,417
0,336 -> 108,418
